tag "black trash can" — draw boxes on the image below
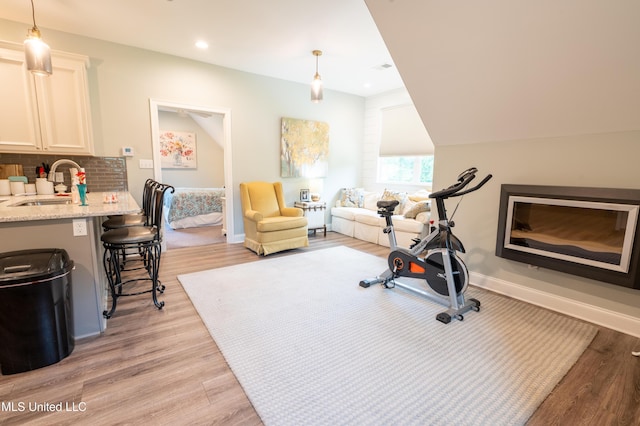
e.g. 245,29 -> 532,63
0,248 -> 74,375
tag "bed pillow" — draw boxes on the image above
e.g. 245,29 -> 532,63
381,189 -> 408,214
339,188 -> 364,207
404,201 -> 430,219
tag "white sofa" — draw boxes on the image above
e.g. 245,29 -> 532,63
331,188 -> 431,247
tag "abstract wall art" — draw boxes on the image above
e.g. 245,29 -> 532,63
280,117 -> 329,178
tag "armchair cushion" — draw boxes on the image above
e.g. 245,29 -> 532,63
257,216 -> 308,232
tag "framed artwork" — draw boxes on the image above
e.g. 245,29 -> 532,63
300,189 -> 310,202
159,130 -> 197,168
281,117 -> 329,178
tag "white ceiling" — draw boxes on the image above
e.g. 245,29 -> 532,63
0,0 -> 404,97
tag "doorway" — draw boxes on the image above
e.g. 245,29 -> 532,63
149,99 -> 233,246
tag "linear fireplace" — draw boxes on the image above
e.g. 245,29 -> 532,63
496,184 -> 640,289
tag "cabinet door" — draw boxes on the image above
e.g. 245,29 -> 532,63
0,43 -> 94,155
34,52 -> 94,155
0,46 -> 42,152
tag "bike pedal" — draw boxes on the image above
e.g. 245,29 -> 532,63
409,237 -> 421,249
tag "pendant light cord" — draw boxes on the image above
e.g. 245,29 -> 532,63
30,0 -> 38,29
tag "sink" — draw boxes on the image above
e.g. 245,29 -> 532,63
10,199 -> 72,206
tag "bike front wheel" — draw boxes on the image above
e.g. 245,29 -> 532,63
423,251 -> 469,296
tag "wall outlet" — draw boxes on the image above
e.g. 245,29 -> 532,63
139,159 -> 154,169
73,219 -> 88,236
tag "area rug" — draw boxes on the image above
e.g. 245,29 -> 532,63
178,246 -> 597,425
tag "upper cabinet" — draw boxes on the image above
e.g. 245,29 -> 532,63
0,42 -> 94,155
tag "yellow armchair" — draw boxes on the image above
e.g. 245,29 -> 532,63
240,181 -> 309,255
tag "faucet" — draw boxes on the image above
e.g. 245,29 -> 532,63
48,159 -> 83,182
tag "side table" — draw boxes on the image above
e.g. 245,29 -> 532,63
294,201 -> 327,236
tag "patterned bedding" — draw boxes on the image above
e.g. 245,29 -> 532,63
164,187 -> 224,225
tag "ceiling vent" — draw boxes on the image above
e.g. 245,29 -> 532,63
373,63 -> 394,71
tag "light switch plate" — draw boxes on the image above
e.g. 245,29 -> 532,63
139,159 -> 154,169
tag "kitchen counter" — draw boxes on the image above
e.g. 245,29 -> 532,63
0,192 -> 140,222
0,192 -> 141,338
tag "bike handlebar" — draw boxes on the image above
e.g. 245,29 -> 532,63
429,168 -> 492,199
454,173 -> 492,197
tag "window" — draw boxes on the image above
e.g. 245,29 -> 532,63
378,155 -> 434,185
377,103 -> 434,185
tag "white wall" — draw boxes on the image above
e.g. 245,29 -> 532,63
432,131 -> 640,334
0,18 -> 365,239
158,111 -> 224,188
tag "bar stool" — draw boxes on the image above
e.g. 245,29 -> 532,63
102,179 -> 162,271
102,179 -> 158,229
101,183 -> 174,318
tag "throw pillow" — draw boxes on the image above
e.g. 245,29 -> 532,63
363,192 -> 380,210
340,188 -> 364,207
408,189 -> 431,202
381,189 -> 408,214
404,201 -> 431,219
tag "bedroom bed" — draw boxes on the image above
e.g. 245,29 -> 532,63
163,187 -> 225,229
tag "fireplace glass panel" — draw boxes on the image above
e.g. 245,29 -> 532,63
505,196 -> 638,273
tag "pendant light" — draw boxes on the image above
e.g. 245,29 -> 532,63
311,50 -> 323,103
24,0 -> 52,76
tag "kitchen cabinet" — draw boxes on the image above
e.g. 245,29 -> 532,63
0,42 -> 94,155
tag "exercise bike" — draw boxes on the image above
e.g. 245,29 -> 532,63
359,167 -> 492,324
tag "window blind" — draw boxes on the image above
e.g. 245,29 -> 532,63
379,104 -> 434,156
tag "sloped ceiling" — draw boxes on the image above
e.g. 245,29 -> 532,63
365,0 -> 640,146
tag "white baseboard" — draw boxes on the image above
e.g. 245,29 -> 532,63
470,272 -> 640,338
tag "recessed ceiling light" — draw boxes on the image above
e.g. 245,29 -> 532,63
195,40 -> 209,49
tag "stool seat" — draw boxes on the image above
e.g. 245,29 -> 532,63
101,226 -> 157,245
102,214 -> 146,229
103,179 -> 159,231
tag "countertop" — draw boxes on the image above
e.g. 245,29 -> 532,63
0,192 -> 141,223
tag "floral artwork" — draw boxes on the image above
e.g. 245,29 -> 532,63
160,130 -> 197,168
281,117 -> 329,178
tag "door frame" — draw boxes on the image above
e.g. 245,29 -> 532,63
149,98 -> 234,242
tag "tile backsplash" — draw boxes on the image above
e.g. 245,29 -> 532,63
0,154 -> 127,193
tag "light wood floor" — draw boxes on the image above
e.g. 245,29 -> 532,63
1,232 -> 638,425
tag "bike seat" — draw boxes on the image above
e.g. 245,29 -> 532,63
377,200 -> 399,211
